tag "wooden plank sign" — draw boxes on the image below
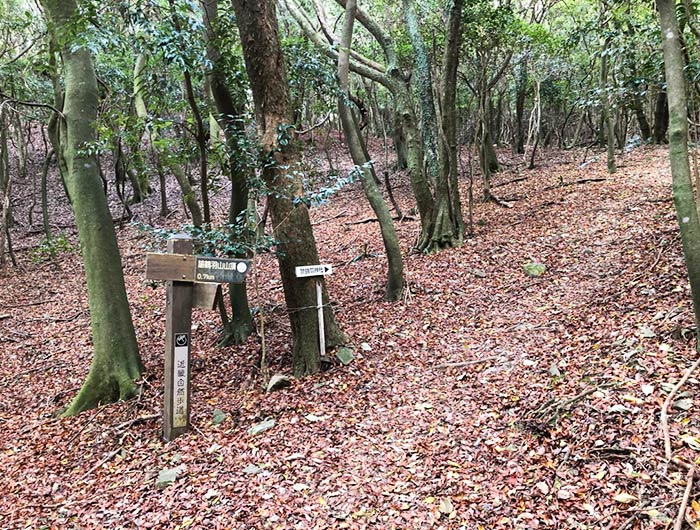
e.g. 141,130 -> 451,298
146,253 -> 196,282
146,253 -> 251,284
145,239 -> 252,441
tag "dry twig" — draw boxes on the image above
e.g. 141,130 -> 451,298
434,355 -> 500,369
661,356 -> 700,461
674,467 -> 694,530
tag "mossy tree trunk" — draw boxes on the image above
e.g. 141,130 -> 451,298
202,0 -> 253,344
438,0 -> 466,246
403,0 -> 465,252
338,0 -> 404,301
231,0 -> 346,376
41,0 -> 143,416
658,0 -> 700,330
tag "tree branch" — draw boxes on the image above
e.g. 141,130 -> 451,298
0,92 -> 64,117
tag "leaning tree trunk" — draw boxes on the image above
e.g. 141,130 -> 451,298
202,0 -> 254,344
133,54 -> 203,226
231,0 -> 346,376
338,0 -> 403,300
41,0 -> 143,416
658,0 -> 700,328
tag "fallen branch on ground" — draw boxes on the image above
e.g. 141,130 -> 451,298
109,414 -> 160,432
545,177 -> 608,190
4,299 -> 56,309
488,194 -> 514,208
80,446 -> 123,482
492,176 -> 528,188
661,356 -> 700,460
434,355 -> 500,369
675,468 -> 694,530
529,382 -> 618,424
312,211 -> 348,225
345,216 -> 416,225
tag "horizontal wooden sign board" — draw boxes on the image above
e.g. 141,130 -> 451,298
146,253 -> 251,284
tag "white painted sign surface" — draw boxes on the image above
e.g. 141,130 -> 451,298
173,334 -> 189,428
295,264 -> 333,278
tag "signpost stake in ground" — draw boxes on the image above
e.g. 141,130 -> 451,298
164,234 -> 194,441
146,238 -> 251,441
295,264 -> 333,358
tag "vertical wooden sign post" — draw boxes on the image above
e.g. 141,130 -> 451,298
145,235 -> 251,442
295,264 -> 333,357
164,234 -> 194,441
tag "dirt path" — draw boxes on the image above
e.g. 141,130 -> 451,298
0,146 -> 696,529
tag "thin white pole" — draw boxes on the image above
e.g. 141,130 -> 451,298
316,279 -> 325,357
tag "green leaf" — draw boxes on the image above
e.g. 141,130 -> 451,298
523,262 -> 546,277
336,347 -> 355,365
212,409 -> 227,425
156,464 -> 185,489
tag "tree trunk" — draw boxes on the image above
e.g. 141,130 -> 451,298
338,0 -> 403,300
404,0 -> 464,251
632,95 -> 652,142
403,0 -> 440,187
133,54 -> 203,226
600,30 -> 616,173
41,0 -> 143,416
231,0 -> 346,376
436,0 -> 465,247
202,0 -> 254,344
392,111 -> 408,169
658,0 -> 700,330
514,60 -> 527,154
654,90 -> 669,144
0,108 -> 9,269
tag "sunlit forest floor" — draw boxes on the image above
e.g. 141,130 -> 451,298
1,141 -> 698,529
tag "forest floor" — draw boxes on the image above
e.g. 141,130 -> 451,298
1,141 -> 699,529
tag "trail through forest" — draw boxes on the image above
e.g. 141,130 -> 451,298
1,145 -> 698,529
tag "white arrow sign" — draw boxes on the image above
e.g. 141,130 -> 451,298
295,264 -> 333,278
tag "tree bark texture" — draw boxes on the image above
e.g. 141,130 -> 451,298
41,0 -> 143,415
658,0 -> 700,330
202,0 -> 253,344
403,0 -> 464,251
338,0 -> 404,300
231,0 -> 346,376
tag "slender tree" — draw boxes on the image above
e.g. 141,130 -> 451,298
337,0 -> 404,300
41,0 -> 143,415
202,0 -> 254,344
657,0 -> 700,328
230,0 -> 346,376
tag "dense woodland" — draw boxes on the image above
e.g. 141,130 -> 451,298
4,0 -> 700,527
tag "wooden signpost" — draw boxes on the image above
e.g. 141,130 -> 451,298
145,234 -> 251,441
295,264 -> 333,357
